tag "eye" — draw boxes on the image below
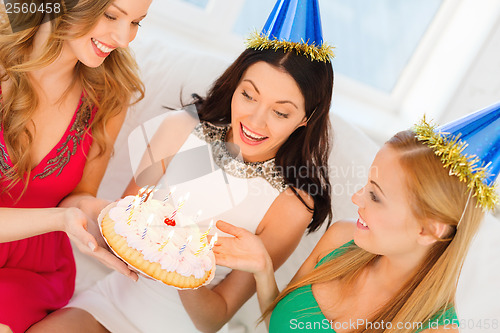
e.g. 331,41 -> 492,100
104,13 -> 116,21
369,191 -> 379,202
242,90 -> 253,101
132,21 -> 142,27
273,110 -> 289,119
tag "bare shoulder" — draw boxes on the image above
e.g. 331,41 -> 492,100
290,220 -> 356,282
256,187 -> 313,233
323,220 -> 356,247
147,109 -> 199,160
313,220 -> 356,261
156,109 -> 198,133
280,187 -> 315,210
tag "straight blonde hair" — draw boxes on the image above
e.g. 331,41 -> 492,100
0,0 -> 144,197
264,130 -> 484,332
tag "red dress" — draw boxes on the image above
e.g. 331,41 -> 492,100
0,87 -> 96,332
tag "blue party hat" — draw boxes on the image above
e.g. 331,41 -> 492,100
414,102 -> 500,210
246,0 -> 334,62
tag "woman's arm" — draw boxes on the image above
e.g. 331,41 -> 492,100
58,107 -> 139,281
0,207 -> 86,242
0,108 -> 126,244
178,188 -> 314,332
122,110 -> 199,195
213,219 -> 356,330
213,220 -> 279,329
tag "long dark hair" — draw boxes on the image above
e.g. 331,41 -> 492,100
194,48 -> 333,233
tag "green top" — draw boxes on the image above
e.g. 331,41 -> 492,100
269,240 -> 457,332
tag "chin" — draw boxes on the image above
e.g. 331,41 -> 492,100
80,58 -> 106,68
353,232 -> 371,252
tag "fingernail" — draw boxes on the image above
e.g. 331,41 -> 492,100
88,241 -> 96,252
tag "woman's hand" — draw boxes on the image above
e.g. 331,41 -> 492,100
74,195 -> 111,223
62,207 -> 138,282
213,220 -> 272,275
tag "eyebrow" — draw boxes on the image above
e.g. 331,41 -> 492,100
111,4 -> 148,19
370,180 -> 385,197
242,79 -> 299,110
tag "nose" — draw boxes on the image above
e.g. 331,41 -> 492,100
247,104 -> 267,129
351,186 -> 364,208
112,23 -> 133,48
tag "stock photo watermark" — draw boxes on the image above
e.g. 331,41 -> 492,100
289,318 -> 499,331
2,0 -> 78,32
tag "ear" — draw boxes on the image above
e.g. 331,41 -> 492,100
297,112 -> 311,128
416,219 -> 449,246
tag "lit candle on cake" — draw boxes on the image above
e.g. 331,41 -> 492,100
165,193 -> 190,225
127,195 -> 141,225
144,185 -> 158,202
208,233 -> 218,251
137,185 -> 148,197
162,186 -> 176,204
139,185 -> 155,204
200,219 -> 213,241
158,229 -> 175,251
141,214 -> 155,240
179,235 -> 193,255
194,222 -> 213,256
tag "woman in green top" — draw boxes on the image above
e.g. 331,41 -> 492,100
214,106 -> 500,333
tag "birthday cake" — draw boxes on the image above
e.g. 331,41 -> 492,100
98,191 -> 216,289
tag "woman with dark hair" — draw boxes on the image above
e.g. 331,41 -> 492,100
35,1 -> 336,332
195,46 -> 334,233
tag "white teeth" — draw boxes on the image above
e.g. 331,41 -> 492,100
359,218 -> 368,227
92,38 -> 113,53
241,125 -> 266,141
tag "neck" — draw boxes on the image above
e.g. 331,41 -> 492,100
372,248 -> 427,292
30,21 -> 77,87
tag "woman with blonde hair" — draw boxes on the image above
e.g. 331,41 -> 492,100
32,0 -> 336,332
0,0 -> 152,331
214,104 -> 500,332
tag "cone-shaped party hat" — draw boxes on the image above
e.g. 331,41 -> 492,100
414,102 -> 500,210
246,0 -> 334,62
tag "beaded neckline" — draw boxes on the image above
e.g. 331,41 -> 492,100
193,121 -> 288,193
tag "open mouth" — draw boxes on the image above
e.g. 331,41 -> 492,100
357,216 -> 369,230
239,123 -> 269,144
91,38 -> 114,57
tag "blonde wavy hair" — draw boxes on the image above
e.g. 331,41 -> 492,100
0,0 -> 144,195
264,130 -> 485,333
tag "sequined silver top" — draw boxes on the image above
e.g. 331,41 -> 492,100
193,121 -> 288,193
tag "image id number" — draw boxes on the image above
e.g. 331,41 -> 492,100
5,2 -> 61,15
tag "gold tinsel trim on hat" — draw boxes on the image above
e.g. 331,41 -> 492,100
246,31 -> 334,63
413,117 -> 498,211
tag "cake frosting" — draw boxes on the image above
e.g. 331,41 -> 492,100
99,195 -> 215,289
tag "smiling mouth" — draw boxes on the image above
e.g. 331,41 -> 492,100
91,38 -> 114,53
357,215 -> 369,230
240,123 -> 268,142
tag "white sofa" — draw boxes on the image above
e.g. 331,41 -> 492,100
72,34 -> 500,333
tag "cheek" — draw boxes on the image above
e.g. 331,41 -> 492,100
230,96 -> 239,121
130,28 -> 139,41
231,98 -> 252,120
268,120 -> 298,142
